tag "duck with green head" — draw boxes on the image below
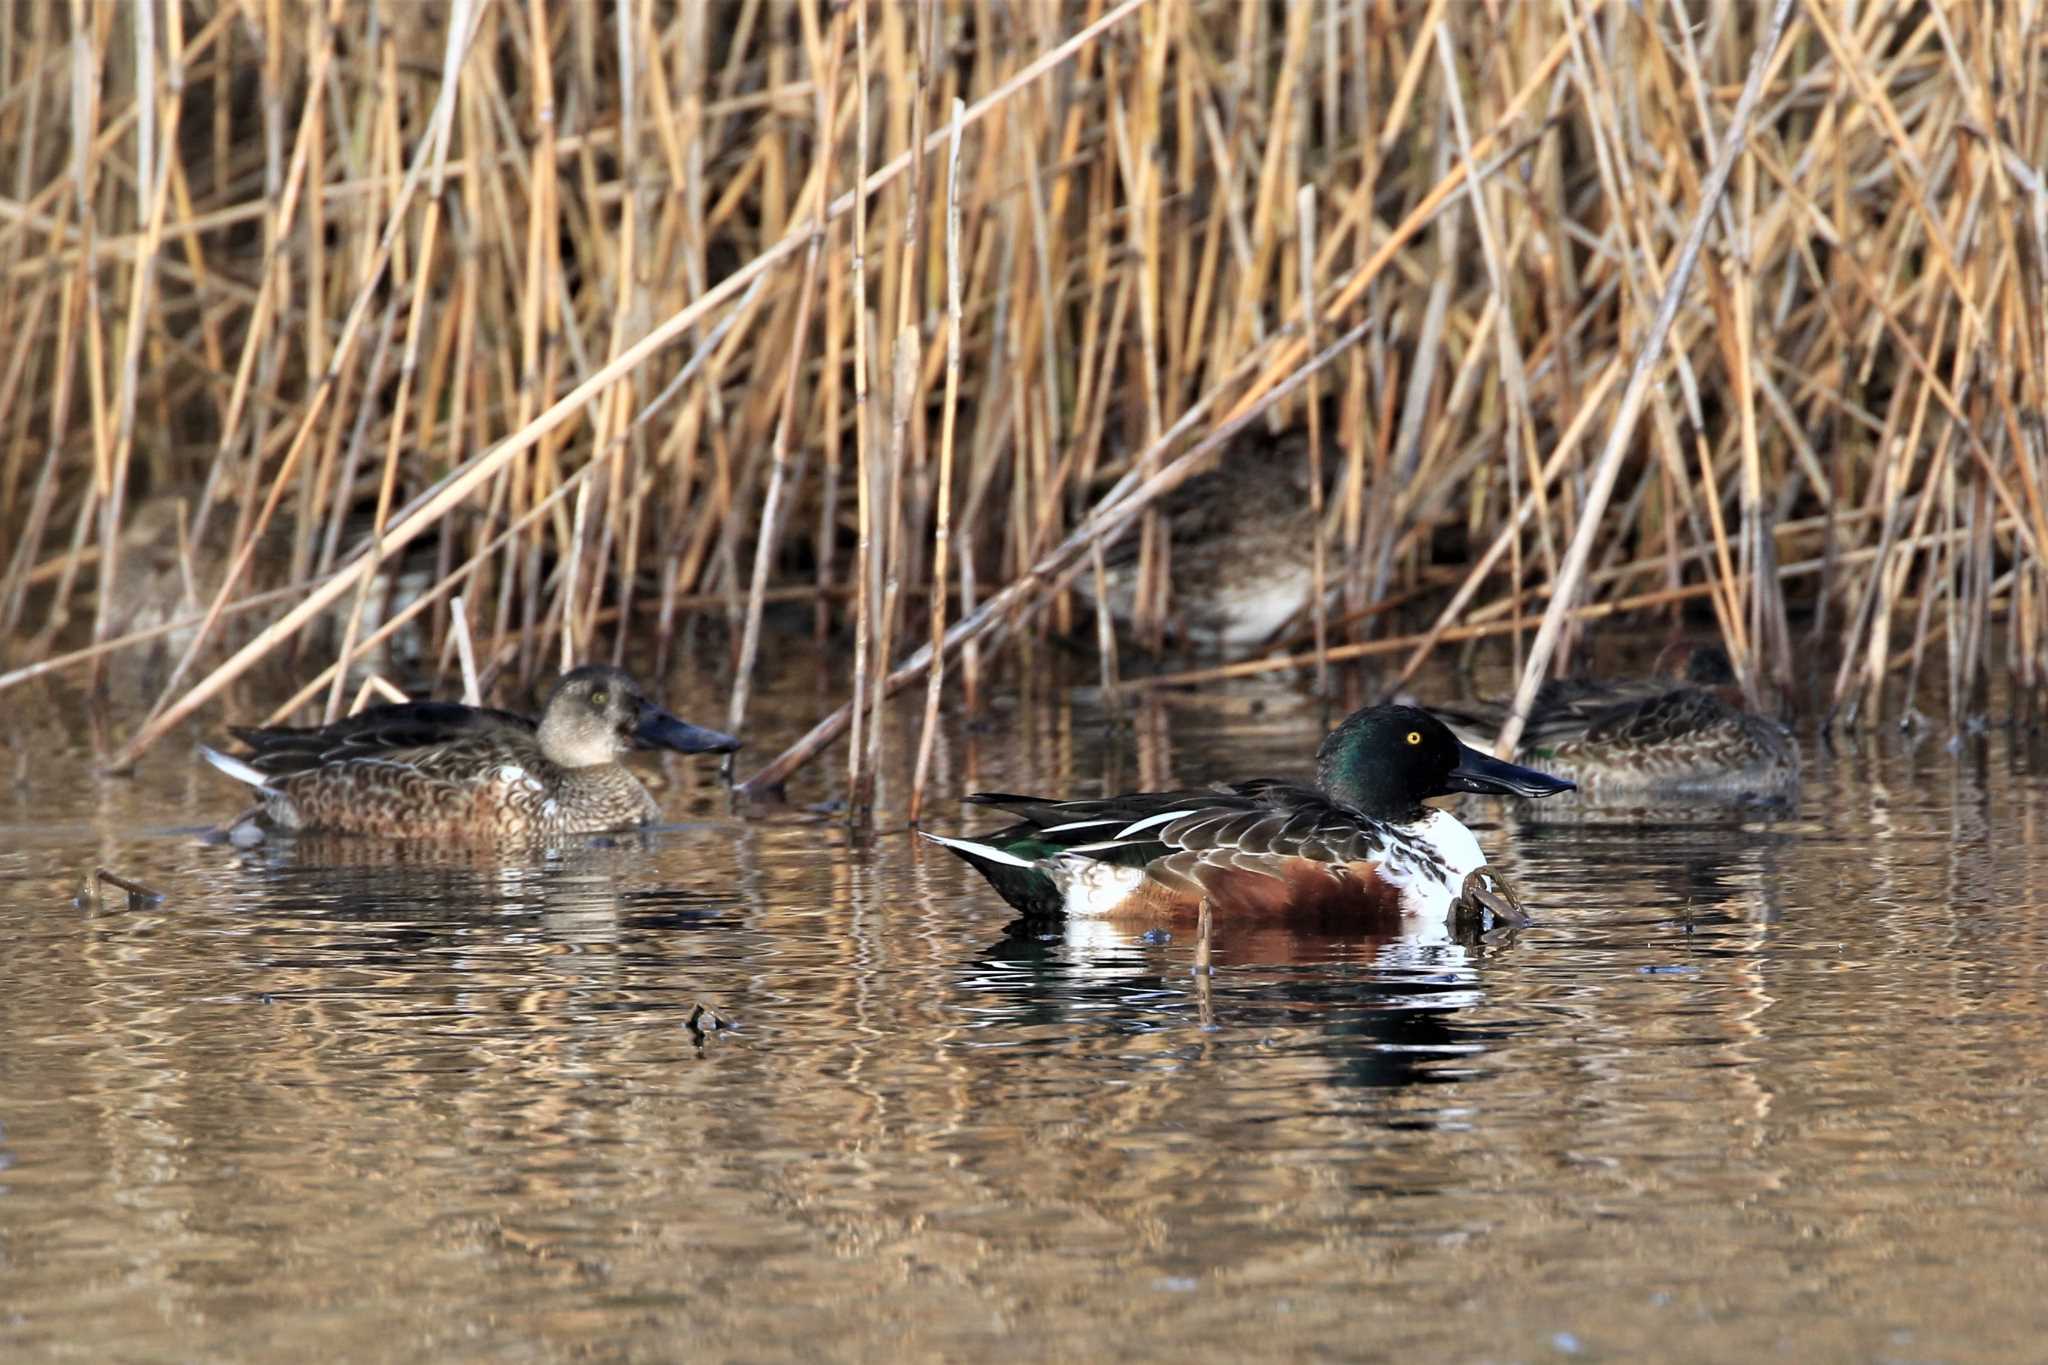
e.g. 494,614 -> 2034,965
925,704 -> 1573,922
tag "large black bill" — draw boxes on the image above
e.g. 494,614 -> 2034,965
1440,743 -> 1574,799
634,706 -> 742,755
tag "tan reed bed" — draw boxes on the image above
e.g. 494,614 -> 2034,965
0,2 -> 2044,817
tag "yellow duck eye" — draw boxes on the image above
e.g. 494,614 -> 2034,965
590,690 -> 609,707
1406,731 -> 1423,746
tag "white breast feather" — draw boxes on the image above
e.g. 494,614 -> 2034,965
1374,809 -> 1488,920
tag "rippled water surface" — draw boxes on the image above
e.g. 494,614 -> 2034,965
5,664 -> 2048,1361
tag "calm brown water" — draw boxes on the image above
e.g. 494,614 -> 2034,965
4,661 -> 2048,1361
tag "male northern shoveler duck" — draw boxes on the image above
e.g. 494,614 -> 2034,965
1437,644 -> 1799,798
1084,433 -> 1324,650
924,704 -> 1573,922
201,665 -> 739,838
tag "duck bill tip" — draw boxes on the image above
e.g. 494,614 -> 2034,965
1445,743 -> 1575,799
635,708 -> 742,755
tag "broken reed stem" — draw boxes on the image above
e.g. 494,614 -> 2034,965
93,866 -> 164,907
348,672 -> 408,714
449,594 -> 481,706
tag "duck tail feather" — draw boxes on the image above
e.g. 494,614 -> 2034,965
918,830 -> 1034,868
200,745 -> 277,794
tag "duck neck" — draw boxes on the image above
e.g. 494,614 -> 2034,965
536,712 -> 612,769
551,762 -> 660,827
1317,762 -> 1426,823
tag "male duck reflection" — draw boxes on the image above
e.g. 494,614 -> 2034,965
201,665 -> 739,839
927,705 -> 1572,922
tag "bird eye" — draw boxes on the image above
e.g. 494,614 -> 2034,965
590,690 -> 609,707
1406,731 -> 1423,746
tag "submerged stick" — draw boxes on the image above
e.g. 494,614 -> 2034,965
94,867 -> 164,908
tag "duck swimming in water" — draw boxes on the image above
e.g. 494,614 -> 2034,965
201,665 -> 739,839
925,704 -> 1573,923
1435,644 -> 1798,799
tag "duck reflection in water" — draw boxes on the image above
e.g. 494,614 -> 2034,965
971,910 -> 1514,1094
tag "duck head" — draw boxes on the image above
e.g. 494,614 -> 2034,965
536,665 -> 741,768
1316,704 -> 1573,819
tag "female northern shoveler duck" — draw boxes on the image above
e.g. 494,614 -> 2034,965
1437,644 -> 1799,798
924,704 -> 1573,922
201,665 -> 739,838
1084,434 -> 1324,651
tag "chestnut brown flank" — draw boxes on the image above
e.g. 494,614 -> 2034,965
1096,856 -> 1406,920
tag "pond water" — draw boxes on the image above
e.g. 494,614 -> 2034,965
4,656 -> 2047,1361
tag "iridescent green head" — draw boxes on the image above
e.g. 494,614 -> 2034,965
1315,704 -> 1573,818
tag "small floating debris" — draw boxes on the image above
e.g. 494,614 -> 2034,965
686,1002 -> 733,1040
92,867 -> 166,911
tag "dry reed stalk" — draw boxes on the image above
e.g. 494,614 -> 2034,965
449,594 -> 480,707
907,96 -> 966,826
1128,578 -> 1756,694
738,310 -> 1377,799
845,0 -> 874,819
864,323 -> 917,802
1296,182 -> 1328,691
1493,0 -> 1797,760
0,0 -> 2039,803
861,0 -> 930,814
348,673 -> 407,714
730,4 -> 841,735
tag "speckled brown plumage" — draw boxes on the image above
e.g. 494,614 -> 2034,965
1437,645 -> 1800,798
1083,432 -> 1327,649
203,665 -> 739,840
1528,684 -> 1798,794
